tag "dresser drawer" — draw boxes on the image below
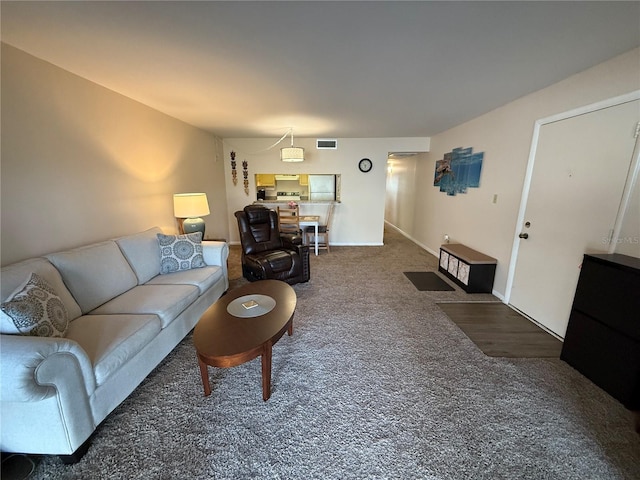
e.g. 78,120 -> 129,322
572,255 -> 640,340
562,310 -> 640,409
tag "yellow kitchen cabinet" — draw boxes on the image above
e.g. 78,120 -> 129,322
299,174 -> 309,186
256,174 -> 276,187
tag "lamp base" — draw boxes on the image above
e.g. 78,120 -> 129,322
182,217 -> 205,239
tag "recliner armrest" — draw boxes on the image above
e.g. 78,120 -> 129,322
281,234 -> 303,247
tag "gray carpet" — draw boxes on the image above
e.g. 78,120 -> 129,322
25,228 -> 640,479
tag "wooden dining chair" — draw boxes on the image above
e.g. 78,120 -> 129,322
305,203 -> 333,253
277,205 -> 301,236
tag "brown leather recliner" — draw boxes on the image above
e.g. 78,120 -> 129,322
235,205 -> 310,285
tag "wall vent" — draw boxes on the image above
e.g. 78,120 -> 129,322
316,139 -> 338,149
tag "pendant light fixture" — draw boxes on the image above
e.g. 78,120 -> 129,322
280,128 -> 304,162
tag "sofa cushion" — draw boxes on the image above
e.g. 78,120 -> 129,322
66,314 -> 161,386
1,273 -> 69,337
145,265 -> 224,295
90,284 -> 199,329
115,227 -> 163,285
47,241 -> 138,314
157,233 -> 206,274
1,258 -> 82,323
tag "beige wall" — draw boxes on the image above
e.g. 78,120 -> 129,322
385,47 -> 640,298
1,44 -> 229,266
222,137 -> 429,245
4,40 -> 637,277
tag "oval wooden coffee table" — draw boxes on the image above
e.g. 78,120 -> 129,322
194,279 -> 296,401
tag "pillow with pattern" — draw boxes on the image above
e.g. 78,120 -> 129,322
1,272 -> 69,337
157,232 -> 206,274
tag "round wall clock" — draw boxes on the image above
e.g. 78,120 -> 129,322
359,158 -> 373,173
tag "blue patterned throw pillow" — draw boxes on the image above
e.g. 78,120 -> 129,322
1,273 -> 69,337
157,232 -> 206,274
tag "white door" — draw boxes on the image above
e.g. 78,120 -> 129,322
509,99 -> 639,338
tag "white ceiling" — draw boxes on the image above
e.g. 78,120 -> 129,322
2,1 -> 639,139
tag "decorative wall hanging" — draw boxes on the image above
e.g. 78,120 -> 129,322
242,160 -> 249,195
230,151 -> 237,185
433,147 -> 484,196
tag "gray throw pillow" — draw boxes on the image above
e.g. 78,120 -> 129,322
0,272 -> 69,337
157,232 -> 206,274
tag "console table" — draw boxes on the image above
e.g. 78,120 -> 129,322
561,253 -> 640,410
438,244 -> 497,293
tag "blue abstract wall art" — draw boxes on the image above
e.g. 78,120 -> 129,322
433,147 -> 484,196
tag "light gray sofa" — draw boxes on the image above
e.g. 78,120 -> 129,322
0,227 -> 229,461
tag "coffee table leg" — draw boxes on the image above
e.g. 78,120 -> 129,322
287,318 -> 293,336
198,356 -> 211,396
262,340 -> 273,401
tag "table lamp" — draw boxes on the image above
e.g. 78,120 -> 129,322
173,193 -> 210,238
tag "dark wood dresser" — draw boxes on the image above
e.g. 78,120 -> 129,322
561,253 -> 640,410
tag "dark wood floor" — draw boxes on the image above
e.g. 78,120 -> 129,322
438,302 -> 563,358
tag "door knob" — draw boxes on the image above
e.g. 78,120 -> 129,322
519,233 -> 529,239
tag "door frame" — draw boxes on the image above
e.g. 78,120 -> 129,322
504,90 -> 640,304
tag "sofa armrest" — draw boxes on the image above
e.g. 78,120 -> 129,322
203,241 -> 229,291
1,334 -> 97,455
1,335 -> 96,402
202,241 -> 229,267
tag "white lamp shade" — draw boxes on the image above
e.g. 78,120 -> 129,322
280,146 -> 305,162
173,193 -> 210,218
